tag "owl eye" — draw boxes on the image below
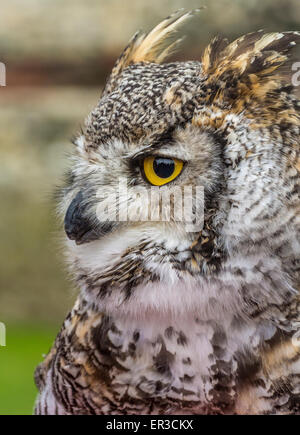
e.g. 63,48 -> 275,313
143,156 -> 184,186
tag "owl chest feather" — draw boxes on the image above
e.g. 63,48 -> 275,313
91,312 -> 247,412
35,283 -> 300,415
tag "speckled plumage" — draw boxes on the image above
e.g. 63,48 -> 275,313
35,11 -> 300,414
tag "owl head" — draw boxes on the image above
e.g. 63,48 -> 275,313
61,11 -> 300,318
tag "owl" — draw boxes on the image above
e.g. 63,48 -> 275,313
34,10 -> 300,415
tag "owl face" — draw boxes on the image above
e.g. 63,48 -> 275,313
62,61 -> 228,317
61,12 -> 300,317
64,62 -> 223,245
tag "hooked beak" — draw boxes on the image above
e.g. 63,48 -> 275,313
64,191 -> 101,245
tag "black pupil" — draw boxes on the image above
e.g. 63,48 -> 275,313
153,157 -> 175,178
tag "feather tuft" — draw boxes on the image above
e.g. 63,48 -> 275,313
103,9 -> 203,96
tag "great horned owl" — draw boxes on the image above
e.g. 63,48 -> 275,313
35,10 -> 300,415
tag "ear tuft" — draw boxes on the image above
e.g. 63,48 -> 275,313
103,9 -> 202,96
197,31 -> 300,129
202,31 -> 300,80
200,30 -> 300,112
129,9 -> 197,64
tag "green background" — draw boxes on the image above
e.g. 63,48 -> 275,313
0,325 -> 57,415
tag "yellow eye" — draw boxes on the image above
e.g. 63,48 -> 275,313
143,156 -> 184,186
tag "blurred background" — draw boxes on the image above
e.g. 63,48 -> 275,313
0,0 -> 299,415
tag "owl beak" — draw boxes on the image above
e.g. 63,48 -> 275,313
64,191 -> 101,245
